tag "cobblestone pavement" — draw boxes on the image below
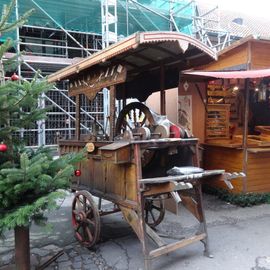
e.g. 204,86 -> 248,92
1,194 -> 270,270
0,243 -> 114,270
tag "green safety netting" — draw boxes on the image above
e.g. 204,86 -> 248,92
0,0 -> 193,40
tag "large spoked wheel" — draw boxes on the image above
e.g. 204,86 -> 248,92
72,191 -> 100,248
144,195 -> 165,228
115,102 -> 156,135
116,102 -> 157,167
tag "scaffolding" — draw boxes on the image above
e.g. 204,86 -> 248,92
0,0 -> 233,146
192,1 -> 236,51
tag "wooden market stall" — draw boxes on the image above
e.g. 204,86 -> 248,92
47,32 -> 242,269
182,68 -> 270,194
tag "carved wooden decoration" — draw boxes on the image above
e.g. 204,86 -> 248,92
69,64 -> 127,100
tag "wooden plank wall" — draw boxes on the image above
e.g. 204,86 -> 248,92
250,41 -> 270,69
246,152 -> 270,192
104,163 -> 138,202
203,146 -> 244,192
91,159 -> 138,204
199,43 -> 249,71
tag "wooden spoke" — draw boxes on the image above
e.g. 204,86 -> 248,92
86,208 -> 93,217
149,209 -> 156,223
122,119 -> 133,130
75,197 -> 83,208
152,205 -> 162,211
115,102 -> 156,135
86,218 -> 95,226
83,196 -> 87,212
72,190 -> 100,248
85,226 -> 94,243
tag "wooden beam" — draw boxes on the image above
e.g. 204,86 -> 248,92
149,233 -> 206,259
242,78 -> 250,193
109,85 -> 116,140
136,52 -> 156,64
75,94 -> 81,140
119,206 -> 144,243
160,64 -> 166,115
146,225 -> 166,247
128,48 -> 198,76
146,43 -> 178,57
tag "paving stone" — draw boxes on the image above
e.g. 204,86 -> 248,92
30,254 -> 39,266
1,253 -> 14,265
83,262 -> 98,270
83,257 -> 93,265
56,252 -> 69,262
43,244 -> 62,253
39,255 -> 55,266
58,260 -> 72,268
31,248 -> 50,257
73,256 -> 82,262
72,261 -> 82,268
68,250 -> 78,258
64,244 -> 73,251
58,266 -> 72,270
81,254 -> 91,260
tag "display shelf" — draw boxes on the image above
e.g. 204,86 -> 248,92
206,104 -> 231,140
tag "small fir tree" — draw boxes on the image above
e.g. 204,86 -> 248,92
0,1 -> 84,269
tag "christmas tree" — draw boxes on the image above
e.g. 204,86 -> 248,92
0,1 -> 84,269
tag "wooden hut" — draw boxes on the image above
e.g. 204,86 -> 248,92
180,36 -> 270,193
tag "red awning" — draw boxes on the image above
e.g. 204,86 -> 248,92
182,68 -> 270,80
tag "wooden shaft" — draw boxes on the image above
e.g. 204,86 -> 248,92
109,85 -> 116,140
193,144 -> 200,167
75,94 -> 81,140
134,144 -> 151,269
242,78 -> 250,193
160,64 -> 166,115
15,226 -> 30,270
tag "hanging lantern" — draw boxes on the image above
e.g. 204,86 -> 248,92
11,73 -> 19,81
0,143 -> 7,152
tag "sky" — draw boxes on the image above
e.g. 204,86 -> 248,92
200,0 -> 270,17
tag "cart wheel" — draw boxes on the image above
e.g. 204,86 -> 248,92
115,102 -> 156,135
72,191 -> 100,248
144,195 -> 165,228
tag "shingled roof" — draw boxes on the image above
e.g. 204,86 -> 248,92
196,0 -> 270,39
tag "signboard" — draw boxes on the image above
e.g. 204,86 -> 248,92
69,64 -> 127,100
178,95 -> 193,132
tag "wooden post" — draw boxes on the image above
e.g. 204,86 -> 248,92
75,94 -> 81,140
160,64 -> 166,115
15,226 -> 30,270
193,183 -> 211,257
134,144 -> 151,270
109,85 -> 116,140
242,78 -> 250,193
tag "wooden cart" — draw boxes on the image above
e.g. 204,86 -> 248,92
48,32 -> 239,269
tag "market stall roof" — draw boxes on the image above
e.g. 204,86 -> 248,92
48,31 -> 217,101
181,68 -> 270,81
